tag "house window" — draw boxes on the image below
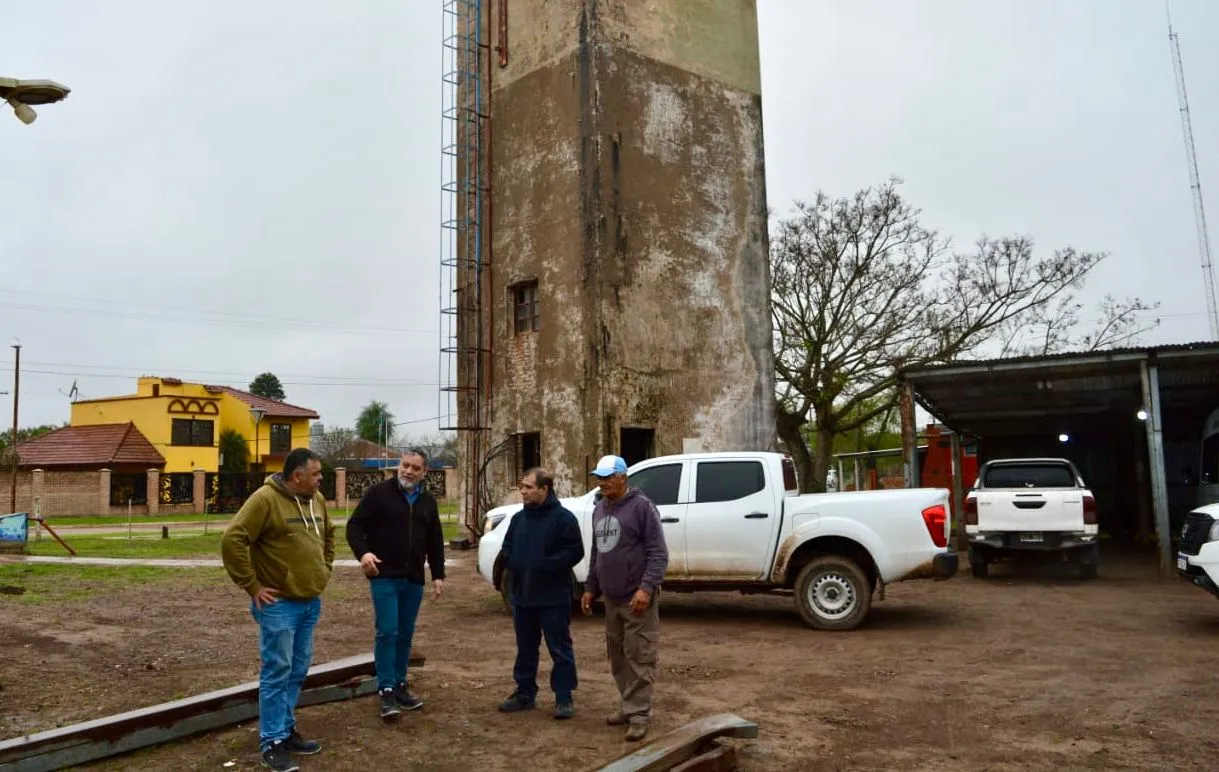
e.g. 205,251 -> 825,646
171,418 -> 214,447
515,432 -> 541,480
512,281 -> 539,334
270,423 -> 292,454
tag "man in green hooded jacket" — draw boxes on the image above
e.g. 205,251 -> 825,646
221,447 -> 335,772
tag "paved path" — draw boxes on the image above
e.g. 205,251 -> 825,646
0,555 -> 464,569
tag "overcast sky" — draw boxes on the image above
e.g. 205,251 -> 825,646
2,0 -> 1217,436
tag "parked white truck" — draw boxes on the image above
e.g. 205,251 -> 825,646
963,457 -> 1100,579
476,451 -> 959,630
1176,503 -> 1219,599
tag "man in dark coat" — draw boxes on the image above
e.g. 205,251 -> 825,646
497,467 -> 585,719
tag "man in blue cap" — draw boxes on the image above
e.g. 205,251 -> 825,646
580,454 -> 669,742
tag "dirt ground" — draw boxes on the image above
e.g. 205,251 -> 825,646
4,551 -> 1219,771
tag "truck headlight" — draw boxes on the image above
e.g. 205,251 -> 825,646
1209,522 -> 1219,543
484,512 -> 506,532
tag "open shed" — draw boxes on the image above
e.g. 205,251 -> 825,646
899,342 -> 1219,575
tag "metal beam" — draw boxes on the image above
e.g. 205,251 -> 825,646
1140,361 -> 1173,576
595,714 -> 758,772
0,652 -> 423,772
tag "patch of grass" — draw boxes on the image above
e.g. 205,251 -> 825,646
43,501 -> 455,527
25,522 -> 465,560
0,563 -> 216,605
43,513 -> 226,527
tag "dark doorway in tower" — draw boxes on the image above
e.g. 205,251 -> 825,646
620,428 -> 655,467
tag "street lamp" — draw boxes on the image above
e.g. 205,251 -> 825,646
0,78 -> 70,125
250,408 -> 266,472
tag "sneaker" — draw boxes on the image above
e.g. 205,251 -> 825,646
379,688 -> 401,719
394,682 -> 424,711
260,741 -> 300,772
606,711 -> 627,726
554,698 -> 575,720
283,730 -> 321,756
625,721 -> 649,742
497,690 -> 536,713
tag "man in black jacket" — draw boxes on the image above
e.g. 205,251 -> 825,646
497,467 -> 585,719
345,450 -> 446,720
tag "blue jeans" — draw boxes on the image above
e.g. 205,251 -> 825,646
512,603 -> 577,701
249,596 -> 321,752
369,578 -> 425,690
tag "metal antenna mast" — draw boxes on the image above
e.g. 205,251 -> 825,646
1168,4 -> 1219,339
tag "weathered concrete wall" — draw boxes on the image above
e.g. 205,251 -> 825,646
475,0 -> 774,500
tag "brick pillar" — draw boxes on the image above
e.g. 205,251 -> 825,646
147,469 -> 160,516
335,467 -> 348,511
31,468 -> 44,516
99,468 -> 112,515
193,469 -> 206,514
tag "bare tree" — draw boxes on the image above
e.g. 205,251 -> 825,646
312,427 -> 360,466
771,178 -> 1156,492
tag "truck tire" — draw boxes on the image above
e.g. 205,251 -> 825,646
968,546 -> 988,579
794,556 -> 872,631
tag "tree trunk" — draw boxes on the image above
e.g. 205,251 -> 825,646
812,423 -> 835,497
775,404 -> 817,493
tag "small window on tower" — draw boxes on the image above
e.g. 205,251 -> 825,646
512,281 -> 540,334
515,432 -> 541,480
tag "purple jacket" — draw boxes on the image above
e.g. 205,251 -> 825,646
585,488 -> 669,603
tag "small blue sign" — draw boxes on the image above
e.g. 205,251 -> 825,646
0,513 -> 28,544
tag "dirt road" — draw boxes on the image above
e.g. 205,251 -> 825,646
3,553 -> 1219,770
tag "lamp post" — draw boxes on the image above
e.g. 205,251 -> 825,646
9,340 -> 20,513
250,408 -> 266,473
0,78 -> 70,125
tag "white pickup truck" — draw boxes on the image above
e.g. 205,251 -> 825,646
476,451 -> 959,630
1176,503 -> 1219,599
963,457 -> 1100,579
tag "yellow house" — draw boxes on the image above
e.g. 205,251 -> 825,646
70,376 -> 319,474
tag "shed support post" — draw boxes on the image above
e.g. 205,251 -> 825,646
949,429 -> 966,551
1140,359 -> 1173,577
899,380 -> 917,488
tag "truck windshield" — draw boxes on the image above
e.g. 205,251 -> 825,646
983,463 -> 1074,488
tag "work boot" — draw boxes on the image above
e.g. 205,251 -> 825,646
606,711 -> 627,726
554,697 -> 575,720
260,740 -> 300,772
283,729 -> 321,755
625,721 -> 649,742
394,682 -> 424,711
497,690 -> 536,713
379,688 -> 401,719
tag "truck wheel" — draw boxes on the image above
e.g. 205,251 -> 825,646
968,546 -> 989,579
794,556 -> 872,631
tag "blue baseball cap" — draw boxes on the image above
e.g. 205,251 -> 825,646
590,454 -> 628,478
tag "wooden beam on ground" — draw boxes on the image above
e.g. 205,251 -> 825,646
595,713 -> 758,772
669,743 -> 738,772
0,652 -> 423,772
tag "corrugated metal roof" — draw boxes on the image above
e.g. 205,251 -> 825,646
212,386 -> 319,419
14,423 -> 165,468
903,340 -> 1219,377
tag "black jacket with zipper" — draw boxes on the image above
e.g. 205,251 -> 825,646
345,478 -> 446,584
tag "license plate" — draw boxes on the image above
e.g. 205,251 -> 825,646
1178,556 -> 1189,571
1019,532 -> 1044,543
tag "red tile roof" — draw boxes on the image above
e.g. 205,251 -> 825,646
14,423 -> 165,468
212,387 -> 319,419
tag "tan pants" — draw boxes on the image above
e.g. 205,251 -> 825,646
603,592 -> 660,723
